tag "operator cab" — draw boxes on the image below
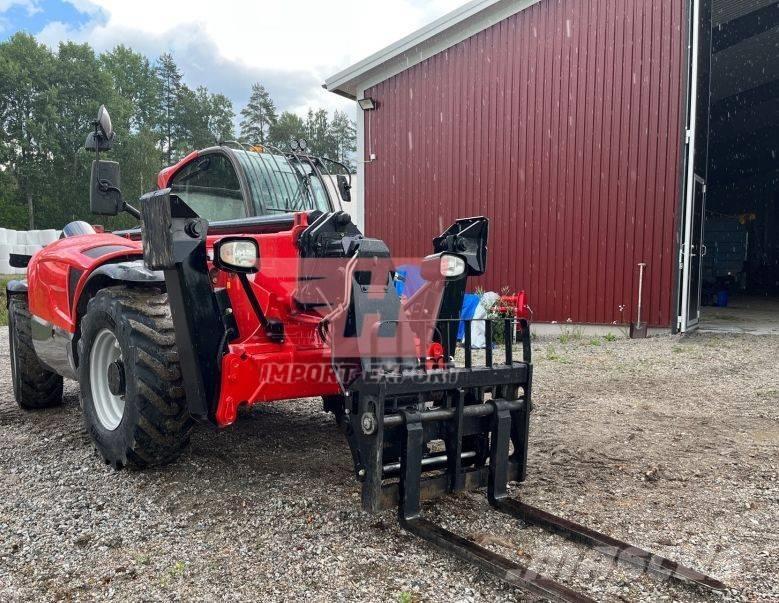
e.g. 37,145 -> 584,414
163,145 -> 336,224
84,105 -> 354,231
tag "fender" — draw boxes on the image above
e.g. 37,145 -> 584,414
31,259 -> 163,381
25,232 -> 152,379
86,260 -> 164,287
5,280 -> 28,307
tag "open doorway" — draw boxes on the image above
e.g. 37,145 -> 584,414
699,0 -> 779,335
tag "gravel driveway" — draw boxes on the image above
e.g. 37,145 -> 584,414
0,330 -> 776,602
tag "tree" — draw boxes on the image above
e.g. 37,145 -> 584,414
175,86 -> 235,154
49,41 -> 115,227
268,111 -> 305,150
0,33 -> 57,229
329,110 -> 357,170
208,93 -> 235,143
156,53 -> 183,164
100,45 -> 161,133
239,83 -> 277,145
0,34 -> 356,231
106,126 -> 160,231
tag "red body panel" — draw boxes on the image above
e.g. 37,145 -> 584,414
157,150 -> 198,189
213,213 -> 341,426
26,212 -> 339,428
27,234 -> 142,333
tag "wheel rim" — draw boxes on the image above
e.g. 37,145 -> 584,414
90,328 -> 125,431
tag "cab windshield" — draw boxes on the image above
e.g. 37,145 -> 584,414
168,149 -> 332,223
233,150 -> 332,215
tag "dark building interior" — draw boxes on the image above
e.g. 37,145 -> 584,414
702,0 -> 779,331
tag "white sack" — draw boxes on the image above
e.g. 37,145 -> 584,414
471,292 -> 501,349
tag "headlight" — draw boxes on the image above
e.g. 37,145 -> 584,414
217,239 -> 259,273
440,254 -> 466,278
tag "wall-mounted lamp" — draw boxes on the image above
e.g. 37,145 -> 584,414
358,97 -> 377,111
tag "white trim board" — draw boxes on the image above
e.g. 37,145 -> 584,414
324,0 -> 542,98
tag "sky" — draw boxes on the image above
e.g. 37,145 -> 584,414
0,0 -> 469,120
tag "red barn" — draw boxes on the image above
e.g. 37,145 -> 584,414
326,0 -> 779,334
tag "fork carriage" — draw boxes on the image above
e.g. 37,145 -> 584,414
343,317 -> 532,515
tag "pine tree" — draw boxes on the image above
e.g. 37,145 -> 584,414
156,53 -> 183,164
239,83 -> 277,145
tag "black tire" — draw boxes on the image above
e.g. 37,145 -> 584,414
78,286 -> 193,469
8,297 -> 64,409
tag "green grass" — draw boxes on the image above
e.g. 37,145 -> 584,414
0,275 -> 14,327
558,324 -> 584,344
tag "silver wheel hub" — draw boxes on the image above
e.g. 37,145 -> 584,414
90,328 -> 125,431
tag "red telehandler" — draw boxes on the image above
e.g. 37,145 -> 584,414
5,107 -> 725,601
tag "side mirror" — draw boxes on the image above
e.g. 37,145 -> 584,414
90,160 -> 122,216
337,174 -> 352,203
85,105 -> 115,152
97,105 -> 113,139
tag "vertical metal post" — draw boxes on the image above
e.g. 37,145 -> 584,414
446,390 -> 465,492
464,320 -> 472,368
487,399 -> 512,503
512,368 -> 532,483
485,321 -> 493,367
361,391 -> 386,513
399,409 -> 424,521
504,318 -> 513,365
519,319 -> 532,363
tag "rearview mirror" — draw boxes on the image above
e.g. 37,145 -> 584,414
85,105 -> 115,152
97,105 -> 113,139
337,174 -> 352,203
90,160 -> 122,216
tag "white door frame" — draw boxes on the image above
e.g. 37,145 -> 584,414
679,0 -> 702,333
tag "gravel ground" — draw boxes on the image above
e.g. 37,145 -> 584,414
0,330 -> 777,602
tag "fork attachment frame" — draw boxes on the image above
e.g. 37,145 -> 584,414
342,318 -> 532,514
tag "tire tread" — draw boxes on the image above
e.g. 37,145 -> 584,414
81,287 -> 193,468
8,298 -> 64,409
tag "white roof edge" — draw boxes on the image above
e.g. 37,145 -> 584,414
324,0 -> 510,98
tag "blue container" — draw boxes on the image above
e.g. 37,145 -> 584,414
716,290 -> 729,308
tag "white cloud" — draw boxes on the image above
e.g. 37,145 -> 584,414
33,0 -> 468,119
0,0 -> 40,13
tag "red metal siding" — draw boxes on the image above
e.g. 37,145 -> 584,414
363,0 -> 686,327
